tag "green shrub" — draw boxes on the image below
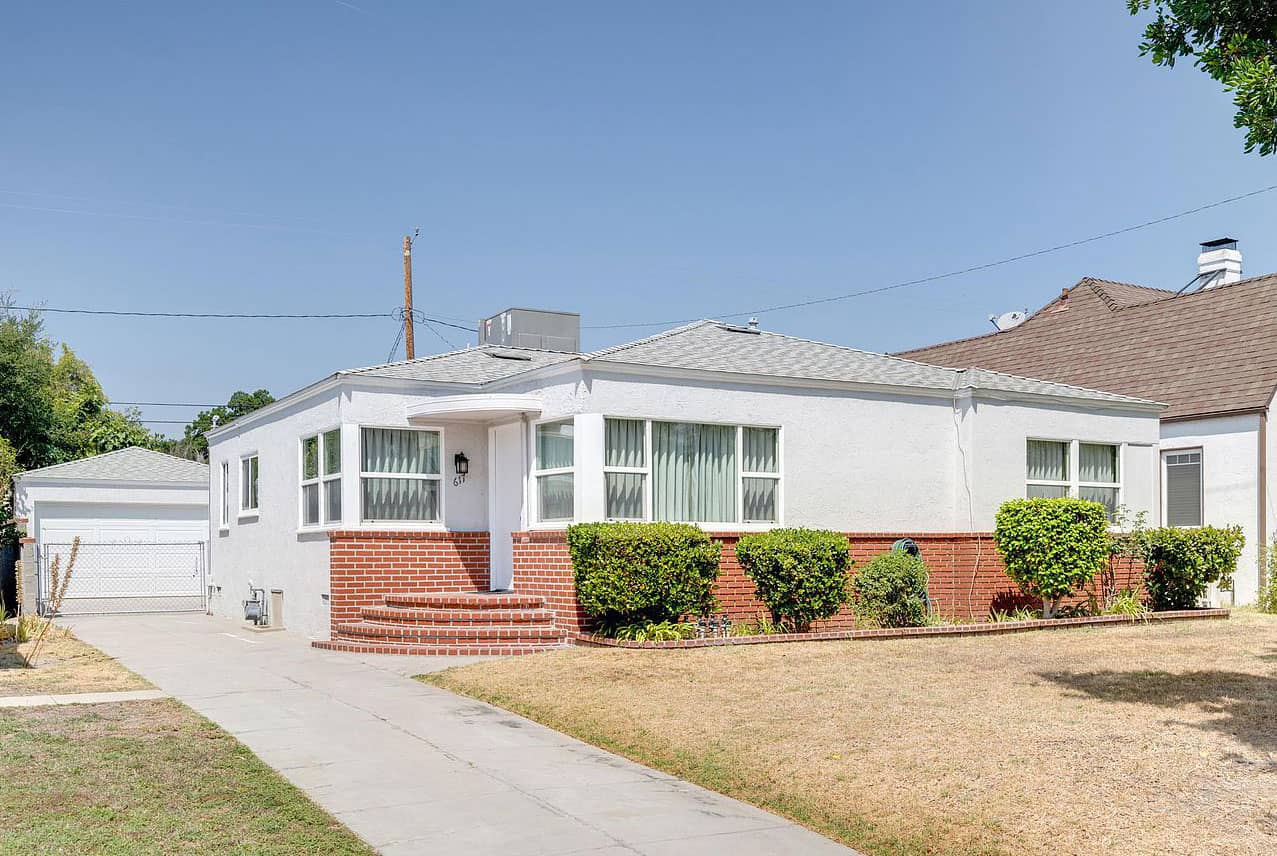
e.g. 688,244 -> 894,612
1259,540 -> 1277,614
989,606 -> 1040,623
993,498 -> 1111,619
1139,526 -> 1244,611
611,620 -> 696,642
851,551 -> 930,628
736,528 -> 850,631
567,522 -> 721,630
1102,588 -> 1149,618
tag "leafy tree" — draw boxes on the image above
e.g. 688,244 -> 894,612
177,389 -> 276,460
0,301 -> 56,470
993,498 -> 1111,618
1127,1 -> 1277,155
0,300 -> 159,546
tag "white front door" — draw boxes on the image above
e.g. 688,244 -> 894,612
487,421 -> 525,591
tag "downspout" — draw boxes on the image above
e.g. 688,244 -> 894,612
1258,411 -> 1267,602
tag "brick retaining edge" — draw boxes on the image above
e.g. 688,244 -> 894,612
569,608 -> 1230,649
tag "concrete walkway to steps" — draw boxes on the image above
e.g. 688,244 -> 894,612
69,613 -> 859,855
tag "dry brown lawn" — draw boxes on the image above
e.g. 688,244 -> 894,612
0,620 -> 150,696
0,699 -> 372,853
425,612 -> 1277,856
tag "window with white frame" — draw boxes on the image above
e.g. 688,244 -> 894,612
602,419 -> 779,525
535,420 -> 575,522
1025,439 -> 1121,518
240,454 -> 259,514
301,428 -> 342,527
360,427 -> 441,522
1164,449 -> 1203,527
604,418 -> 646,519
219,460 -> 230,528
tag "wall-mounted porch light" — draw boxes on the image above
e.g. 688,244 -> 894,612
453,452 -> 470,486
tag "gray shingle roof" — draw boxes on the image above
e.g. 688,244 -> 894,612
588,320 -> 1159,406
342,345 -> 579,384
17,447 -> 209,483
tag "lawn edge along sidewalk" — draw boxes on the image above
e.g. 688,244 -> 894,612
572,609 -> 1230,649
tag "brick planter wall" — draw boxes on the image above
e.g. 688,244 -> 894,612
511,531 -> 590,632
327,530 -> 490,630
511,530 -> 1144,630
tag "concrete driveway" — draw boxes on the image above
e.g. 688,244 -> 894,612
70,614 -> 857,855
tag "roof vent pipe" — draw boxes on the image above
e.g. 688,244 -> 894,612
747,317 -> 759,331
1197,238 -> 1242,288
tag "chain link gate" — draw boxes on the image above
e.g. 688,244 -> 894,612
37,542 -> 207,616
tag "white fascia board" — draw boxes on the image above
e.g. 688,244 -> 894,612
968,387 -> 1167,415
204,374 -> 344,441
14,476 -> 208,491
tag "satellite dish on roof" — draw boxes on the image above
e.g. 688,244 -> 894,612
989,310 -> 1027,332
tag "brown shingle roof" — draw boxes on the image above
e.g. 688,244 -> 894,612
897,273 -> 1277,421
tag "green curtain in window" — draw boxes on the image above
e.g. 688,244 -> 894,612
652,422 -> 737,523
742,427 -> 777,473
1079,443 -> 1118,483
537,421 -> 574,469
362,478 -> 439,521
361,428 -> 439,475
1027,440 -> 1068,481
605,418 -> 645,468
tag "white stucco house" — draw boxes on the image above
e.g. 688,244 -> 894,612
12,447 -> 210,615
204,313 -> 1164,652
902,239 -> 1277,605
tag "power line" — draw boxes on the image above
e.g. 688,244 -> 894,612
8,303 -> 477,331
135,419 -> 191,425
110,401 -> 218,408
580,182 -> 1277,329
422,319 -> 459,350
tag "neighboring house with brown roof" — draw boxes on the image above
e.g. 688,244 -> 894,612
899,240 -> 1276,605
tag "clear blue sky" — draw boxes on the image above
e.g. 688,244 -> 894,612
3,1 -> 1274,435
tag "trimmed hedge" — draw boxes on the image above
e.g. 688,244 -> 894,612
566,522 -> 721,629
736,528 -> 850,631
852,551 -> 930,628
1139,525 -> 1243,610
993,498 -> 1110,618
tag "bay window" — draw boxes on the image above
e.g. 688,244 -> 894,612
360,427 -> 441,522
1025,438 -> 1121,518
602,418 -> 780,525
300,428 -> 342,527
535,420 -> 574,522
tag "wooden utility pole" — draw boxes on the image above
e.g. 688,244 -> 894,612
402,234 -> 415,360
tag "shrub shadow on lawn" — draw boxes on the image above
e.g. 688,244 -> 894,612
1038,666 -> 1277,756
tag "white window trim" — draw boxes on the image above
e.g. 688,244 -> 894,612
219,460 -> 230,531
299,427 -> 343,532
358,424 -> 446,528
1026,438 -> 1123,514
600,416 -> 784,529
238,453 -> 259,518
532,417 -> 575,526
602,417 -> 651,522
1161,446 -> 1204,528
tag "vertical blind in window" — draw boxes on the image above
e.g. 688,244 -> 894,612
1165,451 -> 1203,527
360,428 -> 441,521
652,421 -> 737,523
605,418 -> 645,519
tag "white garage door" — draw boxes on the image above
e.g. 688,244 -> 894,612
37,502 -> 207,614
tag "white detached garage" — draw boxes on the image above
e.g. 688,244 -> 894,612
13,447 -> 209,615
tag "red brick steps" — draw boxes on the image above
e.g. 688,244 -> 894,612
315,591 -> 567,656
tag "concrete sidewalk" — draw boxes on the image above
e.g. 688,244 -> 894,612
70,613 -> 856,855
0,688 -> 168,707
